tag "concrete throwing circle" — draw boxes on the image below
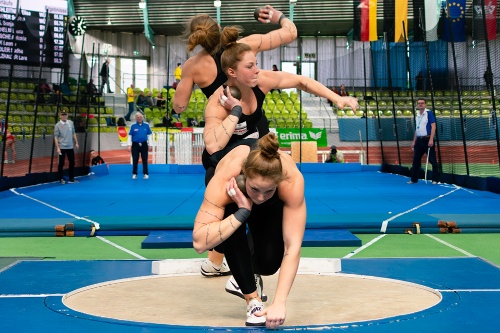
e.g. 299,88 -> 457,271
63,262 -> 441,327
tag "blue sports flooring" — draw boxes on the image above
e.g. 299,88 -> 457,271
1,163 -> 500,331
1,257 -> 500,332
1,163 -> 500,237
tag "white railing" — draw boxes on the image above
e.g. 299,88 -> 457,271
152,131 -> 204,164
151,130 -> 365,165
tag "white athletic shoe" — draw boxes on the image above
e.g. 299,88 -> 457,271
200,259 -> 231,277
225,274 -> 268,302
245,299 -> 266,326
144,174 -> 149,180
132,174 -> 137,179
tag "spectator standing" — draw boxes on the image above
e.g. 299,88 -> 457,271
54,109 -> 79,184
408,98 -> 439,184
484,66 -> 493,92
100,58 -> 113,94
124,84 -> 136,122
127,113 -> 152,180
0,119 -> 16,163
174,63 -> 182,83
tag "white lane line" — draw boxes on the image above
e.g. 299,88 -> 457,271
96,236 -> 146,260
9,189 -> 145,259
425,234 -> 475,257
9,189 -> 100,229
380,185 -> 462,233
343,234 -> 387,258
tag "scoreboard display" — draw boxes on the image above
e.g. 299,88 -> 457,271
0,0 -> 68,67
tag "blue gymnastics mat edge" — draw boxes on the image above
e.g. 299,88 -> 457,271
105,163 -> 380,175
141,229 -> 362,249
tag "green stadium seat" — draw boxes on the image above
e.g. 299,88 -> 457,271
293,100 -> 301,112
281,109 -> 290,119
470,109 -> 481,117
403,109 -> 413,117
275,118 -> 285,128
266,99 -> 276,112
284,99 -> 294,112
285,118 -> 295,128
275,99 -> 285,112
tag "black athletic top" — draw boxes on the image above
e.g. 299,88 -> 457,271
200,49 -> 227,98
203,86 -> 267,169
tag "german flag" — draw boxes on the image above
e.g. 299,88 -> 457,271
383,0 -> 408,42
353,0 -> 378,42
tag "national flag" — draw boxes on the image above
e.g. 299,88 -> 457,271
383,0 -> 408,42
472,0 -> 497,41
441,0 -> 466,42
413,0 -> 442,41
353,0 -> 378,42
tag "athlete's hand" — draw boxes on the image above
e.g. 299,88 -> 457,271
335,96 -> 359,113
219,87 -> 241,112
256,5 -> 283,24
226,177 -> 252,210
255,302 -> 286,329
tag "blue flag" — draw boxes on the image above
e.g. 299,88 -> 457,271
441,0 -> 466,42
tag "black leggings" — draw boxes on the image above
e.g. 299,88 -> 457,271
222,197 -> 284,295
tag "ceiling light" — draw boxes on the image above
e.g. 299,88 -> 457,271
214,1 -> 221,8
139,1 -> 146,9
107,18 -> 111,25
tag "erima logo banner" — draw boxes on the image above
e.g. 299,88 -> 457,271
276,128 -> 327,147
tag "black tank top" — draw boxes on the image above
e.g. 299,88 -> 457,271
200,49 -> 227,98
203,86 -> 266,169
